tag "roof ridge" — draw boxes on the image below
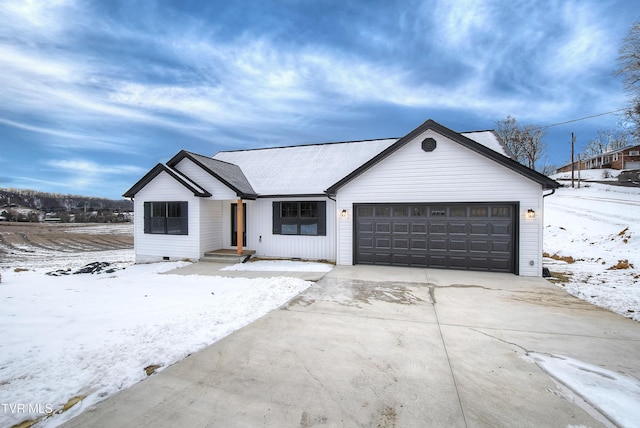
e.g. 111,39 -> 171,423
215,137 -> 399,155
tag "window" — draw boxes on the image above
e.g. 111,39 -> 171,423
470,206 -> 488,217
273,201 -> 326,236
491,206 -> 511,217
144,202 -> 188,235
630,150 -> 640,156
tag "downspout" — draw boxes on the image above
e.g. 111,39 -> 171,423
326,192 -> 338,265
543,189 -> 556,198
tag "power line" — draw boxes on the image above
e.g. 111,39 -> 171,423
530,108 -> 628,131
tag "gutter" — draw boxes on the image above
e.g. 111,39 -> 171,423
543,189 -> 556,198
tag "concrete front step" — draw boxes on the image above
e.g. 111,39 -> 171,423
201,250 -> 255,264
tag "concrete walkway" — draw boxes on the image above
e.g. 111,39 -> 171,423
62,266 -> 640,427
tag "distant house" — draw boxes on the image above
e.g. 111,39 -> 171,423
556,144 -> 640,173
124,119 -> 559,276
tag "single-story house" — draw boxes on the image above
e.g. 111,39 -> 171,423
124,119 -> 559,276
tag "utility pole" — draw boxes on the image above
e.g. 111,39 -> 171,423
577,154 -> 581,188
571,132 -> 576,188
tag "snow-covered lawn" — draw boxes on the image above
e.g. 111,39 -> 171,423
544,183 -> 640,321
0,255 -> 312,428
1,183 -> 639,427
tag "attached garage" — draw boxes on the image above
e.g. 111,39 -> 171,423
330,120 -> 560,276
354,203 -> 516,273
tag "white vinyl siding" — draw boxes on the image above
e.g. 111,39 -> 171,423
200,200 -> 223,253
133,171 -> 201,263
336,129 -> 544,276
232,198 -> 336,261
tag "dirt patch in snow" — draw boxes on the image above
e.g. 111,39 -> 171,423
0,223 -> 133,270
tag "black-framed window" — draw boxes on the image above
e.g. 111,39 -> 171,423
144,201 -> 188,235
273,201 -> 326,236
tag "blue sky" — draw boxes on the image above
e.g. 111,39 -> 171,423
0,0 -> 637,199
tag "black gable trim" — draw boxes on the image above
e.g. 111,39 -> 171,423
325,119 -> 560,194
122,163 -> 211,198
167,150 -> 257,200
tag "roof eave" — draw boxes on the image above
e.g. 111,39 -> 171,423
325,119 -> 560,193
122,163 -> 211,198
168,150 -> 257,200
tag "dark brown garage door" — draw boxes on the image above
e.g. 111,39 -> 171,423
355,203 -> 516,273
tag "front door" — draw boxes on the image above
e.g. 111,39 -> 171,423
231,203 -> 246,247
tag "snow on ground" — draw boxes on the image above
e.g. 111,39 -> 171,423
530,353 -> 640,428
0,255 -> 311,428
550,168 -> 620,182
222,259 -> 334,272
544,183 -> 640,321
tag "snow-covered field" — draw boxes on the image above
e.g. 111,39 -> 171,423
544,183 -> 640,321
0,245 -> 314,428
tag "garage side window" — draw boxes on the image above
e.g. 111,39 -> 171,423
143,202 -> 188,235
273,201 -> 326,236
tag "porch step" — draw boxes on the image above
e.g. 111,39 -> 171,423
201,249 -> 255,264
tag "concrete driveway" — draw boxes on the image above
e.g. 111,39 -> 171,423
62,266 -> 640,427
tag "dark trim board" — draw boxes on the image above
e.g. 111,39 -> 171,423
353,202 -> 519,274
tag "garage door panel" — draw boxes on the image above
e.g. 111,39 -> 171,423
393,237 -> 409,250
491,223 -> 511,235
374,252 -> 392,264
428,254 -> 447,268
469,257 -> 490,270
470,223 -> 490,234
449,238 -> 468,251
429,237 -> 447,251
470,240 -> 490,252
358,221 -> 373,233
355,203 -> 515,273
392,253 -> 410,266
411,223 -> 427,233
449,256 -> 468,269
358,237 -> 373,248
393,221 -> 409,233
429,223 -> 447,234
449,223 -> 467,234
376,222 -> 391,233
375,237 -> 391,249
491,240 -> 511,253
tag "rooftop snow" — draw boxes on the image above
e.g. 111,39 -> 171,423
213,139 -> 398,195
212,131 -> 505,195
461,130 -> 512,158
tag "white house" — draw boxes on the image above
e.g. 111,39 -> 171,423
123,119 -> 559,276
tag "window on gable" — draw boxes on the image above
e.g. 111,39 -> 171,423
144,202 -> 188,235
273,201 -> 326,236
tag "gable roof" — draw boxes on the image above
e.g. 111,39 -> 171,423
123,163 -> 211,198
325,119 -> 559,194
124,119 -> 558,199
167,150 -> 257,199
212,139 -> 399,196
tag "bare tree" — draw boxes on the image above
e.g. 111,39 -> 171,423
582,128 -> 631,158
495,115 -> 524,162
616,19 -> 640,138
495,116 -> 547,171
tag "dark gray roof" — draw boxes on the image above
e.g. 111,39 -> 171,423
167,150 -> 257,199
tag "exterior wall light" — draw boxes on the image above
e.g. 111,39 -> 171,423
526,209 -> 535,219
341,209 -> 348,218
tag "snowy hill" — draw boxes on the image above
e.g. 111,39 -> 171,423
544,183 -> 640,321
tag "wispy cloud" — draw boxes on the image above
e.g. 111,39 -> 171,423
0,0 -> 635,197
